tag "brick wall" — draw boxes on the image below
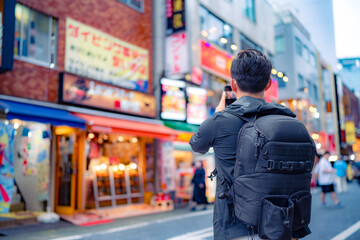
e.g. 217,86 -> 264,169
0,0 -> 153,103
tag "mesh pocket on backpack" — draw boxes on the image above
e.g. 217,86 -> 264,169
290,190 -> 312,230
258,195 -> 294,240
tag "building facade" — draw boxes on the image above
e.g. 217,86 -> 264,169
273,11 -> 321,136
154,0 -> 278,203
0,0 -> 178,222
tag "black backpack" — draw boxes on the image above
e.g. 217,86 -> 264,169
223,112 -> 315,240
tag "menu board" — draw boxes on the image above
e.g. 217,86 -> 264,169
186,87 -> 207,125
160,78 -> 186,121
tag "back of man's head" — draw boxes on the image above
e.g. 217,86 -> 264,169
230,49 -> 272,93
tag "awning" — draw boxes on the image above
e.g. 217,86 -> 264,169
163,120 -> 199,133
74,113 -> 179,139
0,100 -> 86,128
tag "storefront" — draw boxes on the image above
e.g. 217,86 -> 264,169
71,113 -> 178,212
0,99 -> 85,218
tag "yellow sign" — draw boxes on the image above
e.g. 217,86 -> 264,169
65,18 -> 149,92
345,121 -> 356,144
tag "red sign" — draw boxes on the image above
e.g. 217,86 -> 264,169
265,78 -> 279,103
200,40 -> 233,79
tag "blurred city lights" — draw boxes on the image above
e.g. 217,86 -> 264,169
350,154 -> 355,160
230,44 -> 238,51
100,163 -> 107,170
119,164 -> 126,171
283,76 -> 288,82
316,143 -> 321,149
130,163 -> 137,169
277,72 -> 283,78
220,37 -> 228,44
201,30 -> 208,38
271,69 -> 277,75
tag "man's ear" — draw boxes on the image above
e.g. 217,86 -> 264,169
264,79 -> 272,91
231,78 -> 237,92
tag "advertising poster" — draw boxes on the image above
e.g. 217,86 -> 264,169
160,78 -> 186,121
165,32 -> 190,76
0,121 -> 15,213
61,73 -> 156,118
65,18 -> 149,92
186,87 -> 207,125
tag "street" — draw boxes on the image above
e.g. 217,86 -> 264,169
1,183 -> 359,240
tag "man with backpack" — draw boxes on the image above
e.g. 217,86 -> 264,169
190,49 -> 315,240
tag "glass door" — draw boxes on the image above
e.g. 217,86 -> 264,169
55,133 -> 76,215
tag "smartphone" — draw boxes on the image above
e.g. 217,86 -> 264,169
224,85 -> 237,106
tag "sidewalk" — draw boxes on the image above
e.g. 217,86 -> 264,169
0,204 -> 206,239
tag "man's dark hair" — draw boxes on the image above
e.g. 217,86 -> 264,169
230,49 -> 272,93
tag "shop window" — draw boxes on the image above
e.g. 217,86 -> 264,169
310,52 -> 316,67
14,3 -> 58,68
118,0 -> 144,12
303,45 -> 310,63
307,80 -> 312,97
240,34 -> 263,52
298,74 -> 304,89
244,0 -> 256,22
85,133 -> 145,208
314,84 -> 318,100
295,37 -> 302,56
275,36 -> 285,53
199,6 -> 234,53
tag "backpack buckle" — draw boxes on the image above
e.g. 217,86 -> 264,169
267,160 -> 275,170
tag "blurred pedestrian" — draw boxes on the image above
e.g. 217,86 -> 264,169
318,151 -> 341,207
190,161 -> 208,211
311,153 -> 321,189
334,157 -> 348,193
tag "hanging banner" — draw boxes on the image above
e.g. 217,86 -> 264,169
165,32 -> 190,76
65,18 -> 149,92
0,121 -> 15,213
60,73 -> 156,118
200,40 -> 233,79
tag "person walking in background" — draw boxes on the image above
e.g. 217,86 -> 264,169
190,161 -> 208,211
318,151 -> 341,207
334,156 -> 348,193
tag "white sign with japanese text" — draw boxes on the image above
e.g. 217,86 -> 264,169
165,32 -> 190,76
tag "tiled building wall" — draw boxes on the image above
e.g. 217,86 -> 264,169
0,0 -> 153,102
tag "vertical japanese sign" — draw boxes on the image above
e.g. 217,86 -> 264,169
165,32 -> 190,75
166,0 -> 186,35
0,121 -> 15,213
65,18 -> 149,92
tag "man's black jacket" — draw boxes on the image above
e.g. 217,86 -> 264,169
189,96 -> 310,240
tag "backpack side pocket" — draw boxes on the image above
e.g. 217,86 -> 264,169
258,195 -> 294,240
290,190 -> 312,230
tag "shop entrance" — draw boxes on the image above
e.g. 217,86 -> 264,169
55,127 -> 78,215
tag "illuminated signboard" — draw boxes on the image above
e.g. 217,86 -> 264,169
186,87 -> 207,125
160,78 -> 186,121
65,18 -> 149,92
166,0 -> 186,35
200,40 -> 233,79
60,73 -> 156,118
